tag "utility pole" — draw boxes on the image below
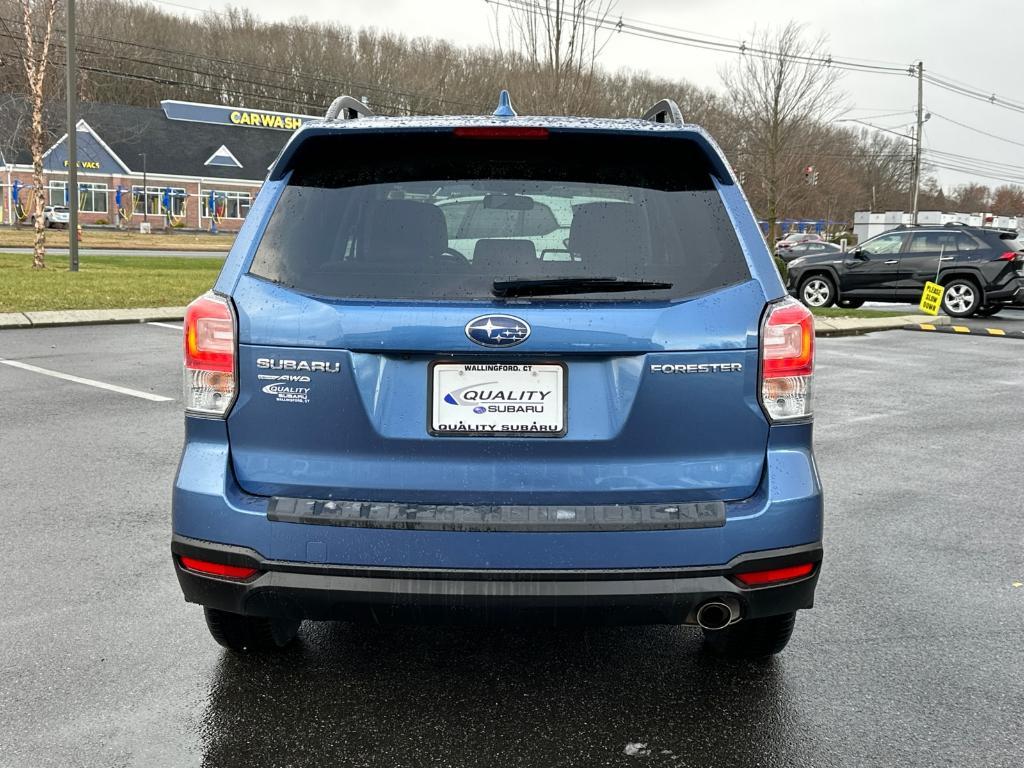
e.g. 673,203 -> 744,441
910,60 -> 924,226
66,0 -> 79,271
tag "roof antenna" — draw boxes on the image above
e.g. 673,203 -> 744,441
492,90 -> 517,118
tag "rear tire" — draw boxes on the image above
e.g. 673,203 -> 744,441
702,612 -> 796,659
976,304 -> 1002,317
798,275 -> 836,308
836,298 -> 864,309
203,607 -> 301,652
941,278 -> 982,317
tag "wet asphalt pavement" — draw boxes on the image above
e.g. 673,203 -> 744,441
1,323 -> 1022,768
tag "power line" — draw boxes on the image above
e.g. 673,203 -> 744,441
0,12 -> 489,114
843,108 -> 916,121
925,147 -> 1024,175
923,72 -> 1024,118
487,0 -> 914,76
133,0 -> 235,19
488,0 -> 1024,190
0,28 -> 429,116
929,111 -> 1024,150
926,160 -> 1024,185
0,30 -> 332,112
835,118 -> 914,141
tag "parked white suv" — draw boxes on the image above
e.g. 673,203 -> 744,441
33,205 -> 70,228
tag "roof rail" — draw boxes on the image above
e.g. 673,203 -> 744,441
325,96 -> 376,121
641,99 -> 684,126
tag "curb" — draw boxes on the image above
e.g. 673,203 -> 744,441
814,314 -> 950,337
0,307 -> 186,330
903,322 -> 1024,339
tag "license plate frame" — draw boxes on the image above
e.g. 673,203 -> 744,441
428,360 -> 567,438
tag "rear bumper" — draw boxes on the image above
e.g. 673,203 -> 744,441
173,419 -> 823,571
172,534 -> 822,624
986,278 -> 1024,304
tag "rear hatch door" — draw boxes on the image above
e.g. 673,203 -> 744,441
227,128 -> 769,505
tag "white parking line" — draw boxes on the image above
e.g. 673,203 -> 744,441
147,322 -> 183,331
0,358 -> 174,402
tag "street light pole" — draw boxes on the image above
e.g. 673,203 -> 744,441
66,0 -> 79,271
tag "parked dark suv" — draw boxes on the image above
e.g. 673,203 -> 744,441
786,224 -> 1024,317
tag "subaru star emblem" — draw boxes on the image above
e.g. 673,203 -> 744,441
465,315 -> 531,347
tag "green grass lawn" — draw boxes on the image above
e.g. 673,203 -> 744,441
0,252 -> 222,312
0,250 -> 925,317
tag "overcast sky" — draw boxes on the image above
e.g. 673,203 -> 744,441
168,0 -> 1024,192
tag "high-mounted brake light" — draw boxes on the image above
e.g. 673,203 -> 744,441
760,298 -> 814,421
735,562 -> 814,587
180,556 -> 258,580
183,292 -> 236,417
453,126 -> 549,140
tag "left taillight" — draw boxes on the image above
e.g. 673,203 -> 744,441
760,297 -> 814,422
183,291 -> 236,417
179,556 -> 258,580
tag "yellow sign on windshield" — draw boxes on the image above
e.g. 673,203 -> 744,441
919,281 -> 944,316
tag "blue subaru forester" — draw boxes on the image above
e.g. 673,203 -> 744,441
173,94 -> 822,658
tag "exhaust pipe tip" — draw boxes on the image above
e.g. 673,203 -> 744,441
695,599 -> 740,631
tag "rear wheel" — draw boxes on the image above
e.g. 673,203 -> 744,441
976,304 -> 1003,317
942,278 -> 982,317
702,612 -> 796,659
203,607 -> 301,652
798,275 -> 836,308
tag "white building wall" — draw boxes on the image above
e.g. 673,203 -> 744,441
852,211 -> 1023,241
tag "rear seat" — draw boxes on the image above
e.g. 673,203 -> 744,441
472,239 -> 538,275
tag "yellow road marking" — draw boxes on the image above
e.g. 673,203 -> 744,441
986,328 -> 1006,336
919,323 -> 936,331
952,325 -> 970,333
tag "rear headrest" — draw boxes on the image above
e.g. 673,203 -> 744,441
568,202 -> 645,273
473,239 -> 538,273
362,200 -> 447,263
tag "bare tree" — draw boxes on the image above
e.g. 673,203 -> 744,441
988,184 -> 1024,216
721,24 -> 845,243
490,0 -> 617,114
13,0 -> 60,268
952,182 -> 991,212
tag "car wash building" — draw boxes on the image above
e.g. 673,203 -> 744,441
1,100 -> 316,232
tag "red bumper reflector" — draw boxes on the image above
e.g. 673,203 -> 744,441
735,562 -> 814,586
180,556 -> 258,580
453,126 -> 549,139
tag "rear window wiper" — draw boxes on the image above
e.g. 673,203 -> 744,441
492,277 -> 673,298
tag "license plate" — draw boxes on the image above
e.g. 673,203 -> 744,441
430,362 -> 566,437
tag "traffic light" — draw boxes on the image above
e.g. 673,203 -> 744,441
804,165 -> 818,186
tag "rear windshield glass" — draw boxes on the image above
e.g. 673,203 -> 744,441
250,132 -> 750,301
999,232 -> 1024,251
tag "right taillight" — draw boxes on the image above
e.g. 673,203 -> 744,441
735,562 -> 815,586
183,291 -> 236,417
760,298 -> 814,422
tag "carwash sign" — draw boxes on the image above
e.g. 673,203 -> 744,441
161,100 -> 318,131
